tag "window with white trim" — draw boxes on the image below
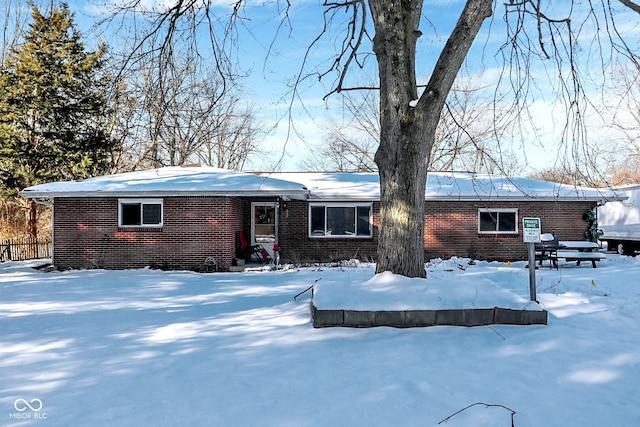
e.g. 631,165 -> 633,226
478,208 -> 518,234
118,199 -> 163,227
309,203 -> 372,237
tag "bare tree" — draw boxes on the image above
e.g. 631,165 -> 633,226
102,1 -> 639,278
304,80 -> 520,174
429,80 -> 521,175
608,65 -> 640,185
107,45 -> 262,171
301,89 -> 378,171
363,0 -> 493,277
1,0 -> 39,66
528,168 -> 575,185
195,95 -> 263,170
319,126 -> 379,172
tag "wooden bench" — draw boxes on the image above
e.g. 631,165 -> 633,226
556,250 -> 606,268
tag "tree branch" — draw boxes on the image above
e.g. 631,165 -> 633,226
438,402 -> 516,426
619,0 -> 640,14
417,0 -> 493,123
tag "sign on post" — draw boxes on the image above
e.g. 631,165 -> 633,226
522,217 -> 541,243
523,217 -> 541,302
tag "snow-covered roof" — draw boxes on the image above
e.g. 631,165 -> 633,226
19,167 -> 624,203
19,166 -> 310,199
265,171 -> 624,203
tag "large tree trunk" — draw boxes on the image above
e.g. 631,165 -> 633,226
369,0 -> 493,277
27,199 -> 37,240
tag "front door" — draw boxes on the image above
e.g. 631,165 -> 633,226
251,202 -> 277,258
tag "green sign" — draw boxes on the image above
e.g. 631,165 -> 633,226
523,217 -> 541,243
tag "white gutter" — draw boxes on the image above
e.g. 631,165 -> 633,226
19,189 -> 310,200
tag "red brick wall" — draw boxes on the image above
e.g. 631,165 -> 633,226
53,197 -> 244,270
52,196 -> 597,269
278,199 -> 596,263
277,200 -> 379,263
424,200 -> 596,261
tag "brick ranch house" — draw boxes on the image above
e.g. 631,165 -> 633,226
19,166 -> 621,271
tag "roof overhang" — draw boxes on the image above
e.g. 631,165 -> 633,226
19,167 -> 310,200
18,167 -> 626,204
266,172 -> 625,203
19,189 -> 309,199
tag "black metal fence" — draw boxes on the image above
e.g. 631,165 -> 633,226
0,237 -> 52,262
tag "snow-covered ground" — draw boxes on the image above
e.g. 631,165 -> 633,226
1,256 -> 639,426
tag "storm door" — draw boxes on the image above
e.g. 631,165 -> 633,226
251,202 -> 277,258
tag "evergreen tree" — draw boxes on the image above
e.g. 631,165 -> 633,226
0,3 -> 113,193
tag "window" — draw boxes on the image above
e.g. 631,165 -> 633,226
478,209 -> 518,234
119,199 -> 163,227
309,203 -> 372,237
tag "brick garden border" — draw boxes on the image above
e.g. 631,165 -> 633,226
311,304 -> 548,328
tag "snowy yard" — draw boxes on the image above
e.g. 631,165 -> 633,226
1,256 -> 639,426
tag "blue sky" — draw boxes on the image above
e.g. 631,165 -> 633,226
9,1 -> 640,174
231,0 -> 640,174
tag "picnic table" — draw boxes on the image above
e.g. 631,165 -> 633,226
556,241 -> 606,268
535,238 -> 606,269
559,241 -> 600,251
539,241 -> 606,268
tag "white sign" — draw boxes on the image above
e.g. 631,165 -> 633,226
522,217 -> 541,243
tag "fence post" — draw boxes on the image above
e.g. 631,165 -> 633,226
0,240 -> 8,261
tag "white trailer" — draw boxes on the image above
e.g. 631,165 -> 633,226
598,184 -> 640,255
